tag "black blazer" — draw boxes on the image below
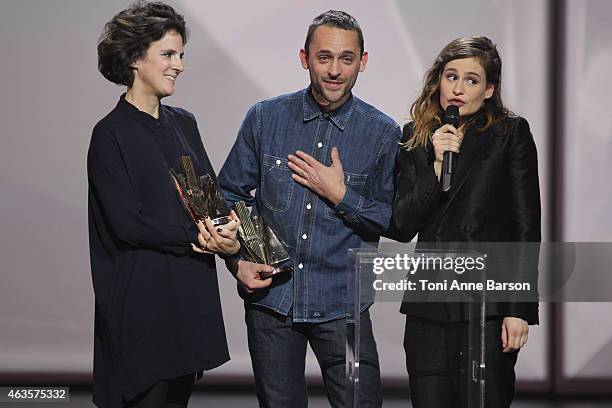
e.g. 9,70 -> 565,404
392,114 -> 540,324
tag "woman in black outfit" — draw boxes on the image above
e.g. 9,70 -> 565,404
89,2 -> 240,407
392,37 -> 540,407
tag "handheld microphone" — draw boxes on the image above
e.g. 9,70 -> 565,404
441,105 -> 460,192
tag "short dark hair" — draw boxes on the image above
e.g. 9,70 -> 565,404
304,10 -> 364,56
97,1 -> 187,86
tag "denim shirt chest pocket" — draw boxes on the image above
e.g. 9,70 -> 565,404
260,154 -> 294,212
324,171 -> 367,221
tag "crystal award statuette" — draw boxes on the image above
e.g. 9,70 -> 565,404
234,201 -> 293,279
169,156 -> 232,226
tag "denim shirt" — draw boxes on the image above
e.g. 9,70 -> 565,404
219,88 -> 401,323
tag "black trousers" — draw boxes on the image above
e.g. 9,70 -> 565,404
125,374 -> 195,408
404,317 -> 518,408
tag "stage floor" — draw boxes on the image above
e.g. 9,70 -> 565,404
3,389 -> 610,407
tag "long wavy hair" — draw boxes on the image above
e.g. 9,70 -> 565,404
404,36 -> 510,150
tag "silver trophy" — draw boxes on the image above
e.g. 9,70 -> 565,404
234,201 -> 293,279
169,156 -> 231,226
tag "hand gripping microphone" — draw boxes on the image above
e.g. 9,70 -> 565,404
441,105 -> 460,192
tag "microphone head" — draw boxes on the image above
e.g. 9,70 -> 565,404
444,105 -> 460,127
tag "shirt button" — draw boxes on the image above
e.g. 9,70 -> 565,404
298,263 -> 304,269
306,203 -> 312,210
276,159 -> 281,165
302,234 -> 308,240
317,142 -> 323,148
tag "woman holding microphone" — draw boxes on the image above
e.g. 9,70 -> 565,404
392,37 -> 540,407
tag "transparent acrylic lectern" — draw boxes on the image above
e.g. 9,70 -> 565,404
346,247 -> 486,408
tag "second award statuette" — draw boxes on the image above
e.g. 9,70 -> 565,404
234,201 -> 293,279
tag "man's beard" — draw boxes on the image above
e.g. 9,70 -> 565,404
311,76 -> 355,107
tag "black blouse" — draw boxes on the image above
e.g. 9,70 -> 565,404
87,96 -> 229,408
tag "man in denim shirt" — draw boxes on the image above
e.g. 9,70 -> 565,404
219,10 -> 401,407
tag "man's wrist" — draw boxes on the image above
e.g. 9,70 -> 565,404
222,253 -> 242,277
331,184 -> 347,206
